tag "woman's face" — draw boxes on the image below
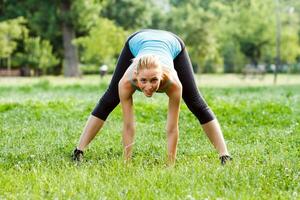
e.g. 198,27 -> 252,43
137,68 -> 162,97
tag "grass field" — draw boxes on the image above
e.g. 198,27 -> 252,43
0,74 -> 299,199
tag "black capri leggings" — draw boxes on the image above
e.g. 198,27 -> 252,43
92,31 -> 215,124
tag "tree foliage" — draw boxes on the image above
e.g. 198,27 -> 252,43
101,0 -> 153,30
0,17 -> 28,59
14,37 -> 59,74
75,18 -> 127,71
1,0 -> 300,74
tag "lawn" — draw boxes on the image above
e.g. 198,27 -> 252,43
0,74 -> 299,199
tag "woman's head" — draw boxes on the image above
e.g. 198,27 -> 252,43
132,55 -> 163,97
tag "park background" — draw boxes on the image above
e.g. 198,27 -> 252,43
1,0 -> 300,77
1,0 -> 300,199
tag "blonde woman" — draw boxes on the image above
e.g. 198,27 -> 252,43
72,29 -> 232,165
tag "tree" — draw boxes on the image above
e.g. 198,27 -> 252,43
167,0 -> 222,72
0,17 -> 28,73
101,0 -> 153,30
1,0 -> 105,76
75,18 -> 127,71
60,0 -> 80,77
15,37 -> 59,75
214,0 -> 277,72
274,0 -> 300,64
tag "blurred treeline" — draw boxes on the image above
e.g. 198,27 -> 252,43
0,0 -> 300,76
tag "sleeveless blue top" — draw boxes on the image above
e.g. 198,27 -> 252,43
128,30 -> 182,69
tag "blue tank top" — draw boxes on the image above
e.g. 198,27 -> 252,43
128,30 -> 182,69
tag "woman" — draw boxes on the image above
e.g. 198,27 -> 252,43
72,29 -> 232,165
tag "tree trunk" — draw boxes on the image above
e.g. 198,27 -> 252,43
61,0 -> 80,77
7,56 -> 11,76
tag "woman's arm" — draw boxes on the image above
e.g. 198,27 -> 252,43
165,81 -> 182,165
118,78 -> 135,162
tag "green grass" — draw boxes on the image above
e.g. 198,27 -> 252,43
0,74 -> 299,199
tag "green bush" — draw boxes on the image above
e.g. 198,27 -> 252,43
14,37 -> 59,75
289,63 -> 300,73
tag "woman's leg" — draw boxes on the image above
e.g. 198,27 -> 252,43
77,115 -> 104,151
76,41 -> 135,151
173,47 -> 230,157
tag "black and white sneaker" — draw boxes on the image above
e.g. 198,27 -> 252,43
72,148 -> 84,162
219,155 -> 232,165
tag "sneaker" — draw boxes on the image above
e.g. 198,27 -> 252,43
72,148 -> 84,162
219,155 -> 232,165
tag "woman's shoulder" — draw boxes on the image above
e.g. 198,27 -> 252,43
122,65 -> 140,91
159,69 -> 181,92
163,68 -> 181,83
119,66 -> 135,88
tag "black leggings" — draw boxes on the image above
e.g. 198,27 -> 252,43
92,31 -> 215,124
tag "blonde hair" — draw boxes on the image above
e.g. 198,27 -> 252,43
131,54 -> 162,74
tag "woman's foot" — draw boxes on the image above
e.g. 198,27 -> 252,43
219,155 -> 232,165
72,148 -> 84,162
